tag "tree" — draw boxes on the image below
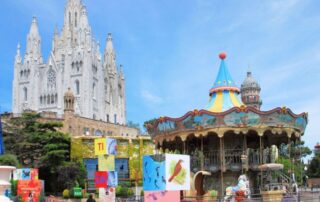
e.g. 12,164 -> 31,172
307,155 -> 320,177
56,161 -> 87,190
3,112 -> 72,193
278,140 -> 311,185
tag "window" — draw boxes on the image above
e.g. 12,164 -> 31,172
47,68 -> 56,90
114,114 -> 117,124
23,87 -> 28,101
106,114 -> 109,122
69,12 -> 71,26
75,80 -> 80,95
93,83 -> 96,98
75,12 -> 77,27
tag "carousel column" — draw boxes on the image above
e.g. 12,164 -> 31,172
219,132 -> 225,198
259,132 -> 264,189
288,135 -> 292,189
201,135 -> 204,170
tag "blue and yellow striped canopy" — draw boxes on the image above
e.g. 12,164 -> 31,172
206,55 -> 243,112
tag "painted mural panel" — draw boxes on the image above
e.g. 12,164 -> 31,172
143,155 -> 166,191
295,117 -> 307,131
224,111 -> 260,126
95,138 -> 107,156
165,154 -> 190,191
99,187 -> 116,202
262,112 -> 294,127
98,155 -> 115,171
144,190 -> 180,202
107,171 -> 118,187
194,114 -> 217,127
13,168 -> 31,180
83,158 -> 98,179
158,120 -> 176,132
115,158 -> 129,179
95,171 -> 108,188
17,180 -> 42,202
107,138 -> 117,155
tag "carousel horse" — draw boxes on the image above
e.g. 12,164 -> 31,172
224,174 -> 250,202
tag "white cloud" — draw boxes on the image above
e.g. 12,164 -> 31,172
141,90 -> 163,105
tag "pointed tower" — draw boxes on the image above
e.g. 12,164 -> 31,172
25,17 -> 42,63
104,33 -> 117,75
206,53 -> 243,112
240,71 -> 262,109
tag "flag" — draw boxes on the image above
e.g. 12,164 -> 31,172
0,115 -> 4,155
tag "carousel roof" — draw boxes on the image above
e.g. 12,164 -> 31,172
206,53 -> 243,112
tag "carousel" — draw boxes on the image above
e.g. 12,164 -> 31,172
145,53 -> 308,199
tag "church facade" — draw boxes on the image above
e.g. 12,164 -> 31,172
12,0 -> 126,124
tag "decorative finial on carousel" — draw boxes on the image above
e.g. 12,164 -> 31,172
219,52 -> 226,60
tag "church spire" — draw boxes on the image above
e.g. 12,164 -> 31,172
15,43 -> 22,64
104,33 -> 117,74
26,16 -> 42,62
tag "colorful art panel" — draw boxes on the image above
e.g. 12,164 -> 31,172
95,171 -> 108,188
17,180 -> 42,202
165,154 -> 190,191
99,187 -> 116,202
115,158 -> 129,179
98,155 -> 115,171
107,171 -> 118,187
20,168 -> 31,180
107,138 -> 117,155
95,138 -> 107,156
143,155 -> 166,191
30,169 -> 39,180
144,190 -> 180,202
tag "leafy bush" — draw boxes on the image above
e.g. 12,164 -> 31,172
0,154 -> 20,167
207,190 -> 218,197
127,188 -> 133,196
11,180 -> 18,196
140,190 -> 144,196
62,189 -> 70,199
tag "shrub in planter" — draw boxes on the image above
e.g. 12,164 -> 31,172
62,189 -> 70,199
127,188 -> 133,197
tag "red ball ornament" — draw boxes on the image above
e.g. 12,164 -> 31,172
110,187 -> 113,192
219,52 -> 226,60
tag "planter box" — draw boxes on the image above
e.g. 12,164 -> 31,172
261,190 -> 284,202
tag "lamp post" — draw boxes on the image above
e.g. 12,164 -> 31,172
304,166 -> 308,190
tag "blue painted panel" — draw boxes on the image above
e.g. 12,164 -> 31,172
83,158 -> 98,180
115,158 -> 129,179
143,155 -> 166,191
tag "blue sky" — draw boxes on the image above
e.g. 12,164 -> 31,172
0,0 -> 319,150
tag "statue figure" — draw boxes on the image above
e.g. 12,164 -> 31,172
224,174 -> 250,202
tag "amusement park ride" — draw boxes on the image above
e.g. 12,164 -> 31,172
145,53 -> 307,200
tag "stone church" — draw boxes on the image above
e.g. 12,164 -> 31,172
12,0 -> 126,124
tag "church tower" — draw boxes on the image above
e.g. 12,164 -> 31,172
240,71 -> 262,109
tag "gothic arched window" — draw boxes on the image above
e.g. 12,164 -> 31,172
75,12 -> 77,27
23,87 -> 28,101
47,68 -> 56,90
93,83 -> 96,98
75,80 -> 80,95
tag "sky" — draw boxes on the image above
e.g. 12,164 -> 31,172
0,0 -> 319,151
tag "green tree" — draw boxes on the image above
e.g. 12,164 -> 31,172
56,161 -> 87,190
3,112 -> 72,193
307,153 -> 320,178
